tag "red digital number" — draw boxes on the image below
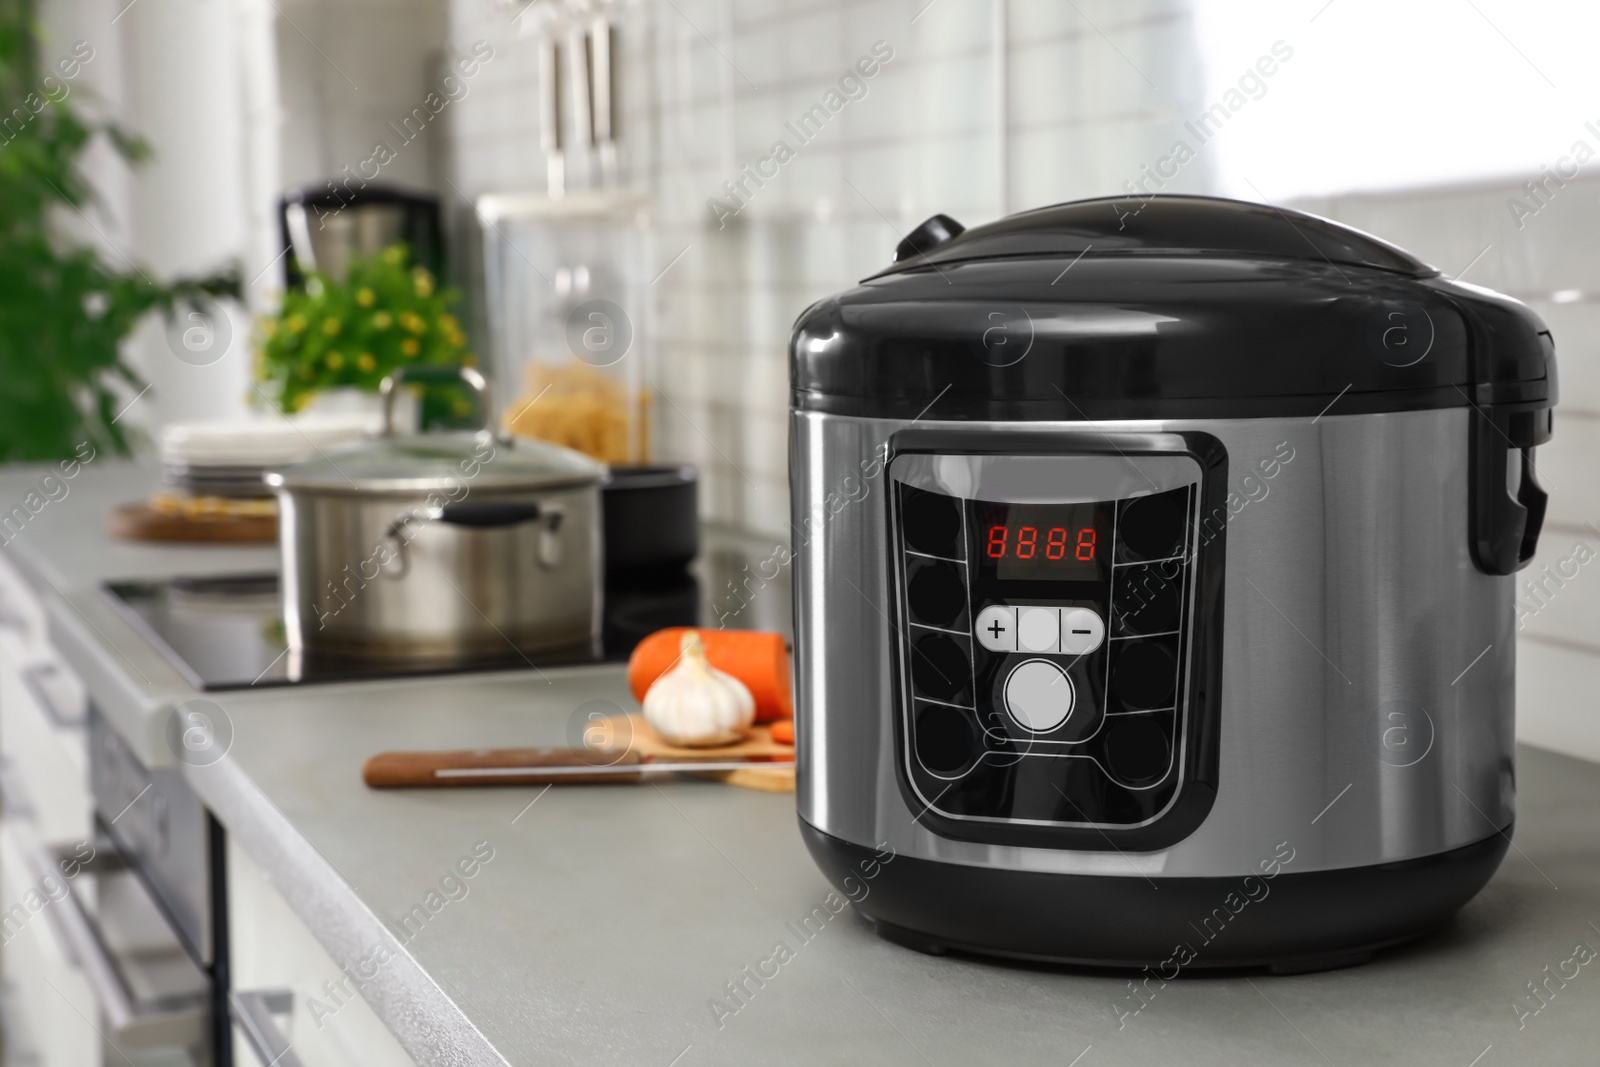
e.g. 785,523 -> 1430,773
1045,527 -> 1068,560
986,525 -> 1007,559
1076,528 -> 1097,561
1017,527 -> 1038,559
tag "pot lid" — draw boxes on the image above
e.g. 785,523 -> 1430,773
266,430 -> 605,494
791,195 -> 1556,422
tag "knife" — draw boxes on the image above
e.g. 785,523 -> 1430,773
363,747 -> 793,788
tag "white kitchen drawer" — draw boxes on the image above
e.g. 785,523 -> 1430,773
0,634 -> 89,846
228,840 -> 417,1067
0,551 -> 48,652
0,821 -> 100,1067
2,811 -> 212,1066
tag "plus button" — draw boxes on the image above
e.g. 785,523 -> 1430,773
974,605 -> 1016,653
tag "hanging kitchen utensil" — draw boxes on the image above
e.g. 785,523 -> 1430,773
589,15 -> 618,186
539,32 -> 565,198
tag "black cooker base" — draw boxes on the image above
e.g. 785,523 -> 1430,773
800,820 -> 1510,974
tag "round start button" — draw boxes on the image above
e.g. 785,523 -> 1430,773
1003,659 -> 1075,733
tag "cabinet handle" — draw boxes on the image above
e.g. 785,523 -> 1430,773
34,843 -> 139,1031
33,843 -> 203,1048
0,757 -> 36,821
231,989 -> 306,1067
21,662 -> 84,729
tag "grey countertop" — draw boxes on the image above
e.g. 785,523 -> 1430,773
7,460 -> 1600,1066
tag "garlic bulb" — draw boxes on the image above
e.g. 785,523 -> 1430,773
643,631 -> 756,747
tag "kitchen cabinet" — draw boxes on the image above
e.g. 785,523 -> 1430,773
228,840 -> 417,1067
0,548 -> 414,1067
0,820 -> 100,1066
0,554 -> 99,1066
0,631 -> 89,844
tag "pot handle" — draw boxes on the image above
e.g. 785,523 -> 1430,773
382,513 -> 420,578
378,365 -> 494,436
387,503 -> 569,571
451,505 -> 569,572
431,501 -> 546,527
437,503 -> 566,569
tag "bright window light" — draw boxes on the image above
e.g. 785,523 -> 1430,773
1190,0 -> 1600,198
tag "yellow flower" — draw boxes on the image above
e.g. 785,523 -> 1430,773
383,246 -> 404,266
357,352 -> 376,372
372,311 -> 392,330
400,311 -> 426,334
292,392 -> 311,412
297,365 -> 313,380
326,351 -> 344,370
322,318 -> 341,336
412,268 -> 434,298
400,338 -> 420,358
262,319 -> 278,339
356,287 -> 375,308
285,314 -> 307,334
462,352 -> 477,367
439,314 -> 459,332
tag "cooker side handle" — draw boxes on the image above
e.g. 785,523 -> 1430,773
1468,402 -> 1552,576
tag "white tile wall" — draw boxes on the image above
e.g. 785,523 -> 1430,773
443,0 -> 1599,762
446,0 -> 1210,539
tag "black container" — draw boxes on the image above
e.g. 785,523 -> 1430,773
602,466 -> 699,574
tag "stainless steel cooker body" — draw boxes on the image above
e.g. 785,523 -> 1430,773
279,479 -> 601,661
792,407 -> 1514,879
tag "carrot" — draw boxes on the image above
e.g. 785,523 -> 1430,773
627,628 -> 793,722
770,719 -> 794,745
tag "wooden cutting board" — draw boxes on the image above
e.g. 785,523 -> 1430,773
110,502 -> 278,543
602,713 -> 794,792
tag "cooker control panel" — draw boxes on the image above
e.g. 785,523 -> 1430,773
888,446 -> 1213,844
975,605 -> 1106,655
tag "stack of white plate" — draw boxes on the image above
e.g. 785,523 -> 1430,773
160,418 -> 371,499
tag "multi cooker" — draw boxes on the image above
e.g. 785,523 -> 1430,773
789,195 -> 1555,971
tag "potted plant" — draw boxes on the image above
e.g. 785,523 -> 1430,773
254,243 -> 476,426
0,0 -> 240,462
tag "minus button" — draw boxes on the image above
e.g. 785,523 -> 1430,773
1059,608 -> 1106,656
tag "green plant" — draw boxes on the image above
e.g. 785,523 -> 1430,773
255,243 -> 474,418
0,0 -> 240,461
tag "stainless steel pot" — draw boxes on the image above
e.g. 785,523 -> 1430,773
266,368 -> 605,663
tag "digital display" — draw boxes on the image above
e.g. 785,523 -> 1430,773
984,524 -> 1097,562
971,500 -> 1111,583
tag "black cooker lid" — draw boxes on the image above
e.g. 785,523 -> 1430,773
790,195 -> 1556,422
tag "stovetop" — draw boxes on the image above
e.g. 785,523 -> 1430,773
105,571 -> 699,690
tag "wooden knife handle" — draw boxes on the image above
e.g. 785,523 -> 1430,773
363,747 -> 644,788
